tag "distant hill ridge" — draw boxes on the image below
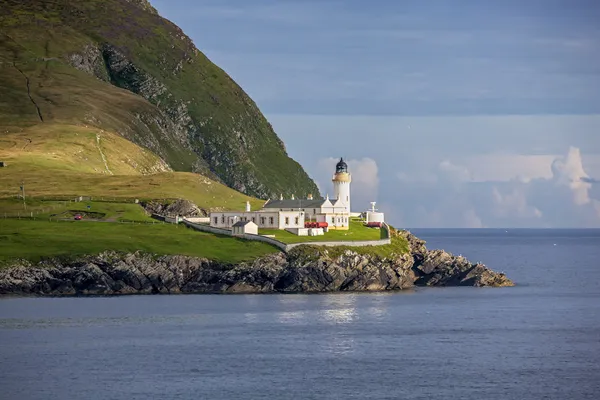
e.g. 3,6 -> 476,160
0,0 -> 320,199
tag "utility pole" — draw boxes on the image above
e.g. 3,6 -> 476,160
20,181 -> 26,210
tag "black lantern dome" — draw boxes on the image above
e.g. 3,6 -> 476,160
335,157 -> 348,173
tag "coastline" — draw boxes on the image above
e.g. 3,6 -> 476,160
0,232 -> 513,297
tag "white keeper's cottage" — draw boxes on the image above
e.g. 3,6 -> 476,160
210,158 -> 354,232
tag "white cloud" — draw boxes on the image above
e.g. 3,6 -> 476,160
388,146 -> 600,227
463,209 -> 485,228
464,154 -> 556,182
491,186 -> 543,219
551,146 -> 592,205
397,171 -> 438,184
269,112 -> 600,227
438,160 -> 472,182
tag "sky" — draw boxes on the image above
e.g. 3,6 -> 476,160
151,0 -> 600,228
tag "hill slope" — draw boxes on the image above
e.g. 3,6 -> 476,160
0,124 -> 264,211
0,0 -> 320,199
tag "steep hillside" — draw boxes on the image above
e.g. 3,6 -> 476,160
0,0 -> 320,199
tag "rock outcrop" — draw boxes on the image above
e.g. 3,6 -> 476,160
142,199 -> 206,218
0,232 -> 513,296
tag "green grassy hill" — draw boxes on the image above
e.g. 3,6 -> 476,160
0,0 -> 320,199
0,124 -> 265,210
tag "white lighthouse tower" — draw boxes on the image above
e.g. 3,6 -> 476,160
332,157 -> 351,213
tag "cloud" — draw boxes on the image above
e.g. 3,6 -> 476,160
491,186 -> 543,219
551,146 -> 593,205
463,209 -> 485,228
438,160 -> 472,183
464,154 -> 556,182
268,113 -> 600,227
397,170 -> 438,184
580,176 -> 600,184
390,146 -> 600,227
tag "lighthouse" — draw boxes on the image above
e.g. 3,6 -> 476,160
332,157 -> 351,213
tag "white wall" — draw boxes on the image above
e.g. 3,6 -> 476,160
285,228 -> 309,236
366,212 -> 385,223
277,211 -> 305,229
322,213 -> 349,228
333,179 -> 351,213
210,211 -> 279,228
186,217 -> 210,224
233,222 -> 258,235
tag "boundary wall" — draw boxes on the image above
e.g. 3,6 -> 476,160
181,219 -> 391,253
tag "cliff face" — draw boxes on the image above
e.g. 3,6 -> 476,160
0,232 -> 513,296
0,0 -> 320,199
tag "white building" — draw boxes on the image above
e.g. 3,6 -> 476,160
232,220 -> 258,235
365,202 -> 385,224
210,158 -> 353,232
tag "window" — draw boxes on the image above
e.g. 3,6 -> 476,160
221,216 -> 225,223
285,217 -> 290,225
261,217 -> 265,225
295,217 -> 299,225
314,209 -> 317,214
214,217 -> 218,224
252,217 -> 255,223
269,217 -> 274,225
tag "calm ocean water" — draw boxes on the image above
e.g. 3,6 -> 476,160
1,229 -> 599,400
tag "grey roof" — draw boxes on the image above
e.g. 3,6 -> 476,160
232,221 -> 254,227
262,198 -> 329,209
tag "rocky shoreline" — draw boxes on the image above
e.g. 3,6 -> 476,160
0,232 -> 513,296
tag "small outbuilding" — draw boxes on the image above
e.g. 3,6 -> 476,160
232,220 -> 258,236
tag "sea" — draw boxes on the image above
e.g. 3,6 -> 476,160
1,228 -> 599,400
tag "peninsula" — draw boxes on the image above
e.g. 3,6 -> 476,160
0,0 -> 513,296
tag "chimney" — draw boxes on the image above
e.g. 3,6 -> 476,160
291,194 -> 295,200
307,194 -> 313,200
246,201 -> 251,212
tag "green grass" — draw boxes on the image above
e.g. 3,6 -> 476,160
0,125 -> 265,211
0,199 -> 154,221
0,219 -> 278,264
289,229 -> 410,261
45,201 -> 154,222
258,220 -> 383,243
